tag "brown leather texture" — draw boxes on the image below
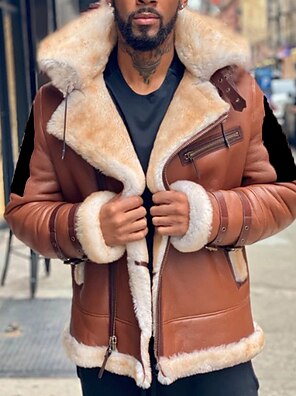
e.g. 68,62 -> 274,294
158,244 -> 253,356
4,68 -> 296,367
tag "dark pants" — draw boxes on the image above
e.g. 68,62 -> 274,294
77,361 -> 259,396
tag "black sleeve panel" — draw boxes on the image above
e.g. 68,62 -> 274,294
10,107 -> 35,196
262,96 -> 296,182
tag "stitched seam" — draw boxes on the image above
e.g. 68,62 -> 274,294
163,296 -> 249,325
73,302 -> 139,328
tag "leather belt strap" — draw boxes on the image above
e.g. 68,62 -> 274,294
211,67 -> 246,112
234,191 -> 252,247
68,203 -> 84,257
210,191 -> 228,246
49,204 -> 68,260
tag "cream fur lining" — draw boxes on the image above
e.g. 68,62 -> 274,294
158,323 -> 265,385
38,1 -> 116,95
170,180 -> 213,253
75,191 -> 125,264
63,327 -> 150,389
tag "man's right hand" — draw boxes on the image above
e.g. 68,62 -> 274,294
100,195 -> 148,247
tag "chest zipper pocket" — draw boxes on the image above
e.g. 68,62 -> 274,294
98,262 -> 117,379
179,126 -> 243,178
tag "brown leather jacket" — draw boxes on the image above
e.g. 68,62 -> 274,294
5,4 -> 296,388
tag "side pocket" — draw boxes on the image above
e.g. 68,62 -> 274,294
225,248 -> 248,284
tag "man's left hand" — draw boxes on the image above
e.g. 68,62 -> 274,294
150,191 -> 189,237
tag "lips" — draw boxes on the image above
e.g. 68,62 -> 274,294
133,12 -> 159,20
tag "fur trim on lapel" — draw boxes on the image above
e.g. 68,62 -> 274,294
38,1 -> 116,96
157,323 -> 264,385
47,76 -> 145,197
175,9 -> 250,82
146,72 -> 229,193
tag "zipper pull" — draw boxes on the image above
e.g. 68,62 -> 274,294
221,123 -> 230,148
98,336 -> 117,379
188,153 -> 200,179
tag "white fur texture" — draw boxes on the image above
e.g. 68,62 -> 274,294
125,248 -> 152,384
158,323 -> 264,385
38,1 -> 116,95
63,327 -> 150,388
75,191 -> 125,264
170,180 -> 213,253
47,82 -> 146,198
176,8 -> 250,82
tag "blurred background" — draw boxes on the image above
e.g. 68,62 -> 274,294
0,1 -> 295,396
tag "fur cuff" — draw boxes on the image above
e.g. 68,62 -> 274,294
75,191 -> 125,263
170,180 -> 213,253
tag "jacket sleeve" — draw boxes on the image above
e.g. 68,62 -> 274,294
4,87 -> 84,260
207,81 -> 296,248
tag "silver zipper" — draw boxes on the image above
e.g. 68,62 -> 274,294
163,113 -> 229,189
98,335 -> 117,379
184,130 -> 240,161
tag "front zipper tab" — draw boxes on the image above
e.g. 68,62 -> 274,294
182,128 -> 241,165
98,335 -> 117,379
163,113 -> 229,189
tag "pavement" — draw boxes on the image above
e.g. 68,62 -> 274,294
0,218 -> 295,396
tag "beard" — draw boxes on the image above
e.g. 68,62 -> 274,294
113,5 -> 179,51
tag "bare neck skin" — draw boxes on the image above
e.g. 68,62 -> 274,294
117,33 -> 175,95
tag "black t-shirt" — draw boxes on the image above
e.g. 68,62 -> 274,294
104,49 -> 184,267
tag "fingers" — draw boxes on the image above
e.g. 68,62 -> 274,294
109,195 -> 144,213
100,195 -> 147,246
151,190 -> 189,237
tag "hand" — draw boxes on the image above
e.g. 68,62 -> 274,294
150,191 -> 189,237
100,195 -> 148,246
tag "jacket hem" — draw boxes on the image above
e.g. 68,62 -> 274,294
63,327 -> 151,389
157,323 -> 264,385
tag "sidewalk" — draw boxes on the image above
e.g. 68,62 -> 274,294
0,220 -> 295,396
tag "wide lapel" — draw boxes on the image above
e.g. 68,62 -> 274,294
47,74 -> 145,197
146,70 -> 230,193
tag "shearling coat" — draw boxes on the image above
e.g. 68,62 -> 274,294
5,2 -> 296,389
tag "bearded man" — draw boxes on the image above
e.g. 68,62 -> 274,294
5,1 -> 296,395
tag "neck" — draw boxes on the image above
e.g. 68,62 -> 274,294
117,34 -> 175,95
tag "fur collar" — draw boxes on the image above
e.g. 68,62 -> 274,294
38,0 -> 249,197
38,1 -> 250,96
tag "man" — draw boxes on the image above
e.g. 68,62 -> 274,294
5,0 -> 296,395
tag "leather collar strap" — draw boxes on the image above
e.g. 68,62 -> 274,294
211,67 -> 247,112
